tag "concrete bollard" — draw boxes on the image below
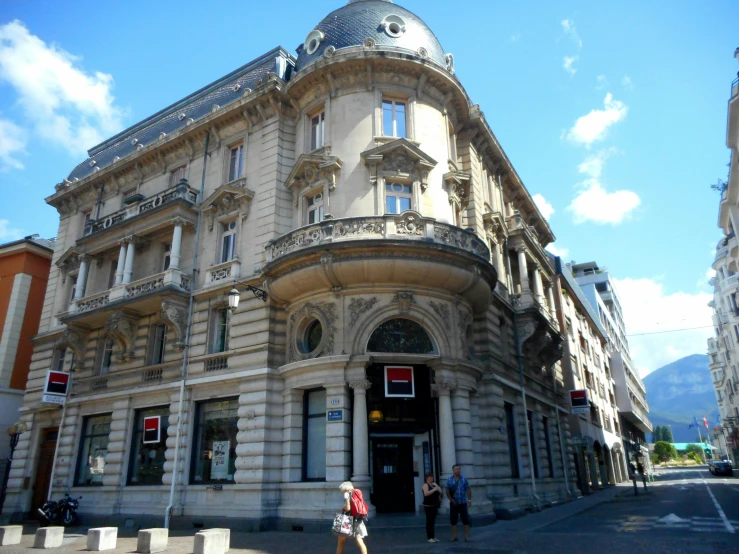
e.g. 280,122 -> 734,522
209,528 -> 230,551
193,529 -> 227,554
34,527 -> 64,549
0,525 -> 23,546
137,528 -> 168,553
87,527 -> 118,551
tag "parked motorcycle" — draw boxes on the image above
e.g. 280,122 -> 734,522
37,493 -> 81,527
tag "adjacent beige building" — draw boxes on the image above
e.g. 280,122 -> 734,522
552,257 -> 626,494
2,0 -> 577,527
708,47 -> 739,464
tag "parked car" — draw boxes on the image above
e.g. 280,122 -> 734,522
711,461 -> 734,476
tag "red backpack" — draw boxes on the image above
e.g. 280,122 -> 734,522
350,489 -> 368,518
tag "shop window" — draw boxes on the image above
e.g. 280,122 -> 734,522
220,221 -> 237,263
228,144 -> 244,182
385,183 -> 412,214
306,192 -> 324,224
209,308 -> 229,354
527,410 -> 539,478
504,402 -> 519,478
74,414 -> 112,486
382,98 -> 406,138
127,406 -> 169,485
367,318 -> 436,354
190,398 -> 238,484
147,324 -> 167,365
303,389 -> 327,481
310,110 -> 325,151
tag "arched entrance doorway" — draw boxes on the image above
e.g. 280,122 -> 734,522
364,318 -> 439,514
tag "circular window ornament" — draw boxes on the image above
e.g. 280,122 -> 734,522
363,37 -> 376,50
417,47 -> 428,59
304,29 -> 325,56
298,318 -> 323,354
382,15 -> 406,38
324,45 -> 336,58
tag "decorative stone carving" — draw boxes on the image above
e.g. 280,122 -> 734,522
288,301 -> 337,362
457,307 -> 473,357
55,326 -> 89,369
348,297 -> 379,328
104,310 -> 138,362
394,212 -> 424,236
201,183 -> 255,231
360,138 -> 436,191
348,380 -> 373,391
363,37 -> 376,49
391,291 -> 416,313
428,301 -> 450,328
285,154 -> 343,192
432,379 -> 456,395
161,299 -> 188,350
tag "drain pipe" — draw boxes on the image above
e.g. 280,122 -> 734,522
46,354 -> 76,501
506,236 -> 539,510
165,131 -> 209,528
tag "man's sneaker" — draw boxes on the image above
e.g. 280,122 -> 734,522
432,538 -> 440,543
427,539 -> 435,543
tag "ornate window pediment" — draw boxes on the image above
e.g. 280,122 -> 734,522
360,138 -> 436,191
201,182 -> 255,231
285,153 -> 343,193
444,169 -> 471,207
483,211 -> 507,241
56,246 -> 81,270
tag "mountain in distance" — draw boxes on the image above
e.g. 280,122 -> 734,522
642,354 -> 719,443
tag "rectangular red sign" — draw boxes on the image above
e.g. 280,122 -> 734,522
569,389 -> 588,407
143,416 -> 161,444
385,366 -> 414,398
44,370 -> 70,396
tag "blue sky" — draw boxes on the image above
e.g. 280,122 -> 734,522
1,0 -> 737,375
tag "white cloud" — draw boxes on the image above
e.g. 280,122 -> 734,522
0,20 -> 124,157
533,193 -> 554,220
568,179 -> 640,225
596,75 -> 609,90
561,19 -> 582,48
0,117 -> 26,170
0,219 -> 24,241
546,244 -> 569,258
563,55 -> 578,76
614,277 -> 713,377
577,148 -> 616,179
622,75 -> 633,90
566,93 -> 628,147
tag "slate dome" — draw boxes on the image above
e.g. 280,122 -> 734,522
295,0 -> 448,72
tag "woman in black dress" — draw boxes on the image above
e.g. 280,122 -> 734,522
422,472 -> 442,543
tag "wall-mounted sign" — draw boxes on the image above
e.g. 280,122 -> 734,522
41,394 -> 65,405
330,398 -> 340,405
143,416 -> 161,444
44,370 -> 70,396
384,365 -> 415,397
327,409 -> 344,422
570,389 -> 590,414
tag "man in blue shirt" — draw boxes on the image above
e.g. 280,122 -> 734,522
445,464 -> 472,542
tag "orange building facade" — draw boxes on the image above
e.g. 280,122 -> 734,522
0,236 -> 54,465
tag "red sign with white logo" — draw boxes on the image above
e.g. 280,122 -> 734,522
143,416 -> 161,444
385,366 -> 414,397
44,370 -> 70,396
570,389 -> 589,414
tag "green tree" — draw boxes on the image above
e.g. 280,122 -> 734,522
654,441 -> 677,462
652,426 -> 662,443
663,426 -> 674,442
685,444 -> 703,461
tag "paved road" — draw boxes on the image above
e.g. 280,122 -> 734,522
3,467 -> 738,553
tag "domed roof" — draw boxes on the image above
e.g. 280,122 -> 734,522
295,0 -> 447,72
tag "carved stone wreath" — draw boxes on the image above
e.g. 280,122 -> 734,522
288,301 -> 337,362
391,291 -> 416,313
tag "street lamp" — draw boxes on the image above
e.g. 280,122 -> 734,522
0,421 -> 28,514
227,287 -> 241,311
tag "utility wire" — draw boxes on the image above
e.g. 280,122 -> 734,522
627,325 -> 714,337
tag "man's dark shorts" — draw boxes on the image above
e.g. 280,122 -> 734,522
450,502 -> 470,526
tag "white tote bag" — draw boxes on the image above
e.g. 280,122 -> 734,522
332,513 -> 354,536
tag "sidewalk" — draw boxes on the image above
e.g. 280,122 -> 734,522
0,485 -> 631,554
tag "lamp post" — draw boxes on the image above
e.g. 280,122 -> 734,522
0,421 -> 27,514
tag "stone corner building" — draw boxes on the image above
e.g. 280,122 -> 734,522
3,0 -> 577,526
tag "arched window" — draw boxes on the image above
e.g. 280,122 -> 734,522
367,318 -> 436,354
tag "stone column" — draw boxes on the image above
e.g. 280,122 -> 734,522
325,383 -> 351,483
163,390 -> 190,490
104,398 -> 132,488
49,404 -> 80,494
122,239 -> 136,284
451,385 -> 474,477
433,381 -> 457,480
546,283 -> 556,314
74,255 -> 90,300
281,389 -> 304,483
170,220 -> 184,270
114,243 -> 127,285
349,380 -> 372,484
532,265 -> 545,305
517,248 -> 530,292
